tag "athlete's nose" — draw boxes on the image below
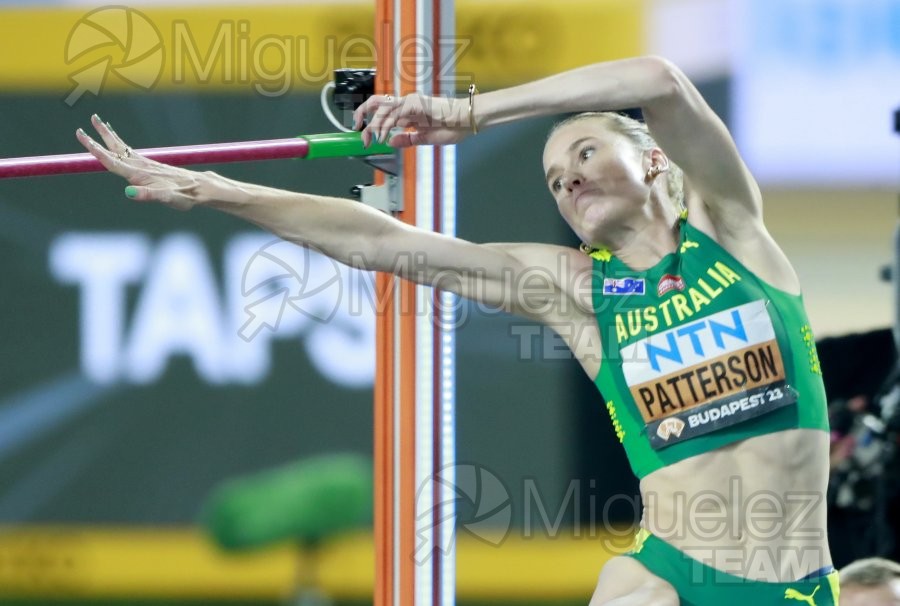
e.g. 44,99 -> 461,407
562,173 -> 584,193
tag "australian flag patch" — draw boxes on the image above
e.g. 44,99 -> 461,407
602,277 -> 645,296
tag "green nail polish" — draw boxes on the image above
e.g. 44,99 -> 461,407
124,186 -> 138,199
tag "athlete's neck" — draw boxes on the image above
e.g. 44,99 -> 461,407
608,215 -> 680,271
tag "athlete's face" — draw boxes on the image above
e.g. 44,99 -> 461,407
542,118 -> 649,245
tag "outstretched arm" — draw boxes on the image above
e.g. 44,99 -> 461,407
356,56 -> 799,292
358,56 -> 761,232
76,115 -> 593,323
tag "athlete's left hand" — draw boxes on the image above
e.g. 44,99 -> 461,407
353,93 -> 472,148
76,114 -> 219,211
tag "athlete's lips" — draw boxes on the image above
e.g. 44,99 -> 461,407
573,188 -> 602,212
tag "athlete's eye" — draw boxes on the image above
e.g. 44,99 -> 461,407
551,178 -> 562,192
580,146 -> 595,162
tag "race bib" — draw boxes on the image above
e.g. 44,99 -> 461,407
619,300 -> 797,449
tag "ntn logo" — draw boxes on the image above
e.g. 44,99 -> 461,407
646,310 -> 747,372
619,300 -> 775,377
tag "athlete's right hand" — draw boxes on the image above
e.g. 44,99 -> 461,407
353,93 -> 473,148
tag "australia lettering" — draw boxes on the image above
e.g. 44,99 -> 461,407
615,261 -> 741,344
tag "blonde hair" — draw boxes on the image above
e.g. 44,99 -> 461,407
547,111 -> 685,212
840,557 -> 900,587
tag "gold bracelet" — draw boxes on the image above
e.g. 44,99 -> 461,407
468,83 -> 479,134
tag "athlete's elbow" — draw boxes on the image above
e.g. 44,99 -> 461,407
642,55 -> 688,104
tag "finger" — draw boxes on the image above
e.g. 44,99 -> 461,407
353,94 -> 394,130
76,128 -> 132,175
93,114 -> 130,153
359,95 -> 401,144
362,107 -> 391,147
365,103 -> 398,146
353,96 -> 380,131
124,184 -> 176,204
387,130 -> 423,148
352,103 -> 367,130
128,184 -> 196,211
378,104 -> 404,145
90,114 -> 128,155
388,131 -> 419,149
351,100 -> 368,130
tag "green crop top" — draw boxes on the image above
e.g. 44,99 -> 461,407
591,219 -> 829,479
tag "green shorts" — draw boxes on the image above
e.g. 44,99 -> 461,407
625,530 -> 840,606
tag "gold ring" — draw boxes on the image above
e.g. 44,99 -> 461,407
117,147 -> 132,161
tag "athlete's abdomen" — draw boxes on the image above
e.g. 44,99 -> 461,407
637,428 -> 832,582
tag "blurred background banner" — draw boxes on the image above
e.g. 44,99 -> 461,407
0,0 -> 898,604
731,0 -> 900,187
0,1 -> 642,94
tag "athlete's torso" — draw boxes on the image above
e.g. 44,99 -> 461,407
583,217 -> 832,580
590,218 -> 829,477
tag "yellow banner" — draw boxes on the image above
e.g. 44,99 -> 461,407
0,1 -> 643,99
458,0 -> 644,88
0,525 -> 629,599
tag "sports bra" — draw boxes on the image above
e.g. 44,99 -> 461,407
590,219 -> 829,479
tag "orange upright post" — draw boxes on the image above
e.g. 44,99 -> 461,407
372,0 -> 456,604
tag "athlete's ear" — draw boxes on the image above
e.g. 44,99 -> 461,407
646,148 -> 669,173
